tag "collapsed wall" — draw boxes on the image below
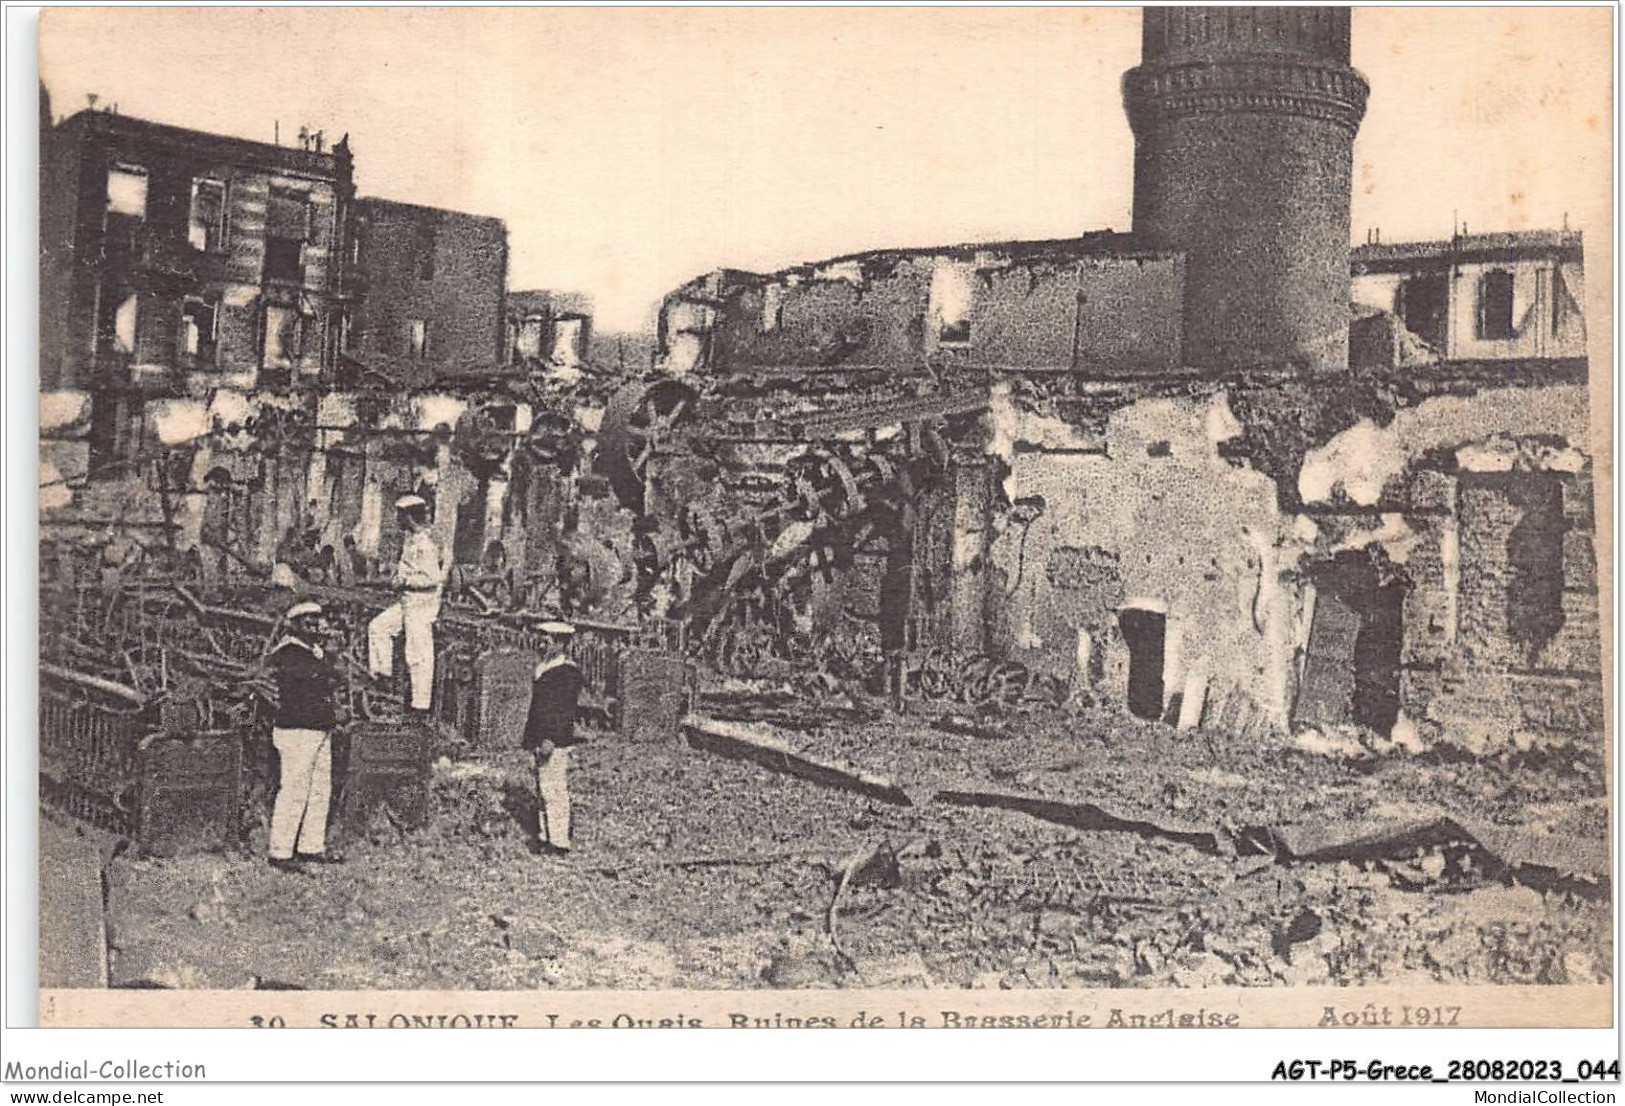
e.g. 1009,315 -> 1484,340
38,382 -> 623,622
661,236 -> 1604,755
984,386 -> 1295,732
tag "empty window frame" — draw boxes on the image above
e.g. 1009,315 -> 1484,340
409,318 -> 430,359
1394,272 -> 1449,349
264,187 -> 312,282
180,298 -> 219,363
262,304 -> 303,369
100,291 -> 140,355
267,187 -> 313,241
106,165 -> 149,219
263,237 -> 305,282
930,261 -> 974,346
263,238 -> 304,283
1551,265 -> 1574,336
515,316 -> 544,360
762,283 -> 785,332
551,317 -> 584,366
1476,269 -> 1516,340
188,178 -> 228,252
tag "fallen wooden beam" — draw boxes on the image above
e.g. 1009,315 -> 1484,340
684,714 -> 1610,897
172,585 -> 278,628
933,787 -> 1228,855
1249,811 -> 1610,898
40,663 -> 146,708
681,714 -> 914,806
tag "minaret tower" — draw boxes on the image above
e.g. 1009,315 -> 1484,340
1124,7 -> 1369,372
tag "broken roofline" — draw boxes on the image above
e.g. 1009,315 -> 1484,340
56,108 -> 347,176
354,195 -> 506,231
673,230 -> 1173,291
1352,228 -> 1583,272
507,289 -> 595,315
674,224 -> 1584,294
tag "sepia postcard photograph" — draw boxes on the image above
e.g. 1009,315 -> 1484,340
27,2 -> 1615,1042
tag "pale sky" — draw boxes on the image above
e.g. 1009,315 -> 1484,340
39,6 -> 1613,332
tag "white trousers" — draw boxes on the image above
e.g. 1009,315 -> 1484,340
368,592 -> 440,710
269,727 -> 331,860
534,748 -> 572,850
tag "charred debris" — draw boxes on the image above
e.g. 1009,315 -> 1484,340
38,5 -> 1606,946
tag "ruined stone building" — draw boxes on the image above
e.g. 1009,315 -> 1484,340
505,290 -> 595,373
345,198 -> 509,388
1351,229 -> 1588,366
36,8 -> 1604,756
641,6 -> 1602,753
39,104 -> 597,598
40,109 -> 358,472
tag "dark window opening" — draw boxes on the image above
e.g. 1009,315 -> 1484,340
1296,552 -> 1406,736
264,187 -> 311,283
263,237 -> 303,283
1506,474 -> 1567,664
415,218 -> 439,281
1552,266 -> 1569,336
1395,272 -> 1449,349
1119,608 -> 1166,721
1477,269 -> 1516,340
140,296 -> 177,369
188,178 -> 227,252
88,394 -> 136,475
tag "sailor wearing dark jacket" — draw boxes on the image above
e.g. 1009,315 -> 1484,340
267,601 -> 344,871
522,622 -> 584,854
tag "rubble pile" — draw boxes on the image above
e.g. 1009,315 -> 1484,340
84,685 -> 1611,990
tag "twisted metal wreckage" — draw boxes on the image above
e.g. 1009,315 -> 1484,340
40,329 -> 1072,856
38,320 -> 1611,905
37,5 -> 1606,913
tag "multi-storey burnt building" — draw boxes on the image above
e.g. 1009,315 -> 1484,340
632,6 -> 1602,755
38,104 -> 597,594
40,110 -> 357,469
37,6 -> 1603,758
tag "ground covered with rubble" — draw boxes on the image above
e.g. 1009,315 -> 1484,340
65,684 -> 1610,992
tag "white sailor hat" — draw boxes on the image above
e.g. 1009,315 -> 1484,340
285,600 -> 323,621
395,494 -> 428,511
536,620 -> 576,636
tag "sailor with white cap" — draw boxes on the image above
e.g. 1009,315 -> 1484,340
521,620 -> 585,854
267,600 -> 343,871
367,494 -> 447,713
